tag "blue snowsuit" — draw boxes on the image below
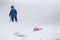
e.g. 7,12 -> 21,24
9,8 -> 17,22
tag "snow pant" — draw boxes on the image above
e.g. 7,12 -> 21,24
11,16 -> 17,22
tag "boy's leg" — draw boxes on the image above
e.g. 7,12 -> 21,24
15,16 -> 17,22
11,17 -> 14,22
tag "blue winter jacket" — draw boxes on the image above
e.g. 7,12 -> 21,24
9,8 -> 17,18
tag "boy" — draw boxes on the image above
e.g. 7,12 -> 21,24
9,6 -> 17,22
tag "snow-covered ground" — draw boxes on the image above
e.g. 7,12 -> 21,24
0,0 -> 60,40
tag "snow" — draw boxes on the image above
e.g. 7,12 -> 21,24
0,0 -> 60,40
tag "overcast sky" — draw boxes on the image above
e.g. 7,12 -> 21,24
0,0 -> 60,25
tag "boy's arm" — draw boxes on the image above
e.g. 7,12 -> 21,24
15,10 -> 17,15
9,13 -> 10,17
9,11 -> 11,17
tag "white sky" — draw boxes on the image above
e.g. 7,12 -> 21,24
0,0 -> 60,25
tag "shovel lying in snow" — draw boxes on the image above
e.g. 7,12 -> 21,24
14,32 -> 26,37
